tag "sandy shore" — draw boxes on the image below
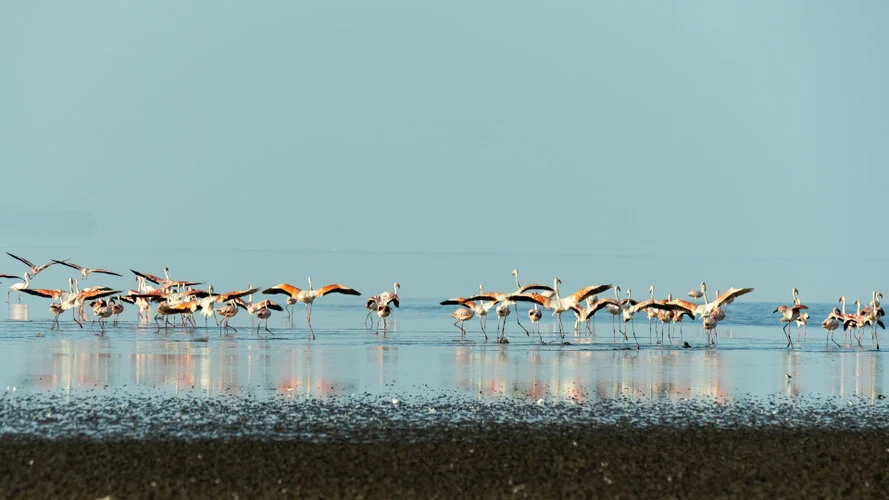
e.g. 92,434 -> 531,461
2,426 -> 887,499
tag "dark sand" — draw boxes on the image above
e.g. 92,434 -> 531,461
2,426 -> 888,499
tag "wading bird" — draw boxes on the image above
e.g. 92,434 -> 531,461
774,304 -> 808,348
262,278 -> 361,339
525,278 -> 612,339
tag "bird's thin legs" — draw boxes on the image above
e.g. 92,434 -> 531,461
514,304 -> 530,336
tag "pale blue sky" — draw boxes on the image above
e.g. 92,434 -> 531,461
1,2 -> 887,302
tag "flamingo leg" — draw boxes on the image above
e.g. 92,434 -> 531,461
514,304 -> 530,335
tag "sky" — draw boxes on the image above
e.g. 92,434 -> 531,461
1,1 -> 887,302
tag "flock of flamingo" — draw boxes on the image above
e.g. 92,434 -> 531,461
0,253 -> 883,349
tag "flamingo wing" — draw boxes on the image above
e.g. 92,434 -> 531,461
517,283 -> 555,294
440,297 -> 469,306
665,299 -> 696,315
217,287 -> 261,303
53,260 -> 83,271
506,293 -> 547,305
80,289 -> 122,301
316,284 -> 361,297
131,269 -> 164,284
568,284 -> 613,304
465,294 -> 501,304
20,288 -> 64,299
91,268 -> 122,277
6,252 -> 35,269
0,274 -> 24,281
262,284 -> 301,298
714,287 -> 754,307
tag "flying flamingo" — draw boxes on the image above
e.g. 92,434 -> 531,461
262,277 -> 361,339
52,260 -> 122,280
6,252 -> 62,278
6,251 -> 65,302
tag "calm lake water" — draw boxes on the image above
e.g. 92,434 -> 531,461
1,299 -> 884,405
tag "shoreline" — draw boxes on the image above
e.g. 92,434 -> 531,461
2,426 -> 887,498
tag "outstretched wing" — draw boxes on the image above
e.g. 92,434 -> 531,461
131,269 -> 164,284
91,268 -> 122,277
217,287 -> 260,303
53,260 -> 83,271
316,284 -> 361,297
262,283 -> 301,297
440,297 -> 469,306
714,287 -> 754,307
568,284 -> 613,304
517,283 -> 554,294
20,288 -> 64,299
6,252 -> 35,269
0,273 -> 24,281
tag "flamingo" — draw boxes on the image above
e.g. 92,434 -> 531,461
574,286 -> 669,346
528,304 -> 543,341
821,306 -> 842,348
666,282 -> 754,320
7,272 -> 30,303
525,278 -> 612,339
6,252 -> 62,278
464,286 -> 548,342
450,305 -> 475,337
52,260 -> 121,280
703,314 -> 718,344
494,302 -> 511,342
262,277 -> 361,339
688,289 -> 703,304
441,288 -> 498,341
216,300 -> 239,334
774,304 -> 808,348
507,270 -> 555,334
245,299 -> 283,334
22,281 -> 118,329
376,303 -> 393,334
89,299 -> 114,334
130,268 -> 202,293
110,297 -> 124,326
1,273 -> 25,302
366,282 -> 400,328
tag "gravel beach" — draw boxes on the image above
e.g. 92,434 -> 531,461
2,426 -> 888,499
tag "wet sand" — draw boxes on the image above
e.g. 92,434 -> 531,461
2,426 -> 888,498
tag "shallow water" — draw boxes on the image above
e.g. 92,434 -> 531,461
1,299 -> 886,438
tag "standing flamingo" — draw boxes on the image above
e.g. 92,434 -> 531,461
774,304 -> 808,348
528,304 -> 543,341
525,278 -> 612,339
821,306 -> 842,348
450,305 -> 475,337
262,278 -> 361,339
